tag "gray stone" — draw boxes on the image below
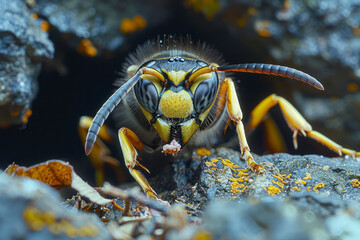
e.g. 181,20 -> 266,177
0,173 -> 112,240
0,0 -> 54,126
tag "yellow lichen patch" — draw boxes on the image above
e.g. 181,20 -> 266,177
306,186 -> 311,192
272,173 -> 288,184
347,83 -> 358,93
204,161 -> 216,168
204,169 -> 214,174
192,230 -> 213,240
284,0 -> 291,10
272,180 -> 284,190
184,0 -> 221,20
40,20 -> 50,32
23,206 -> 98,237
23,109 -> 32,124
31,13 -> 38,19
264,185 -> 281,196
211,158 -> 218,163
120,15 -> 147,34
221,158 -> 241,170
313,183 -> 325,193
196,148 -> 211,156
303,173 -> 311,180
77,39 -> 97,57
292,186 -> 301,191
230,181 -> 245,194
350,179 -> 360,188
300,179 -> 307,185
353,27 -> 360,36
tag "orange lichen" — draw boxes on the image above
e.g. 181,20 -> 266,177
347,83 -> 358,93
192,230 -> 213,240
40,20 -> 50,32
284,0 -> 291,10
204,169 -> 214,174
272,180 -> 284,190
230,182 -> 246,193
31,13 -> 38,19
264,185 -> 281,196
221,158 -> 241,170
205,161 -> 216,168
313,183 -> 325,193
23,109 -> 32,124
77,39 -> 97,57
272,173 -> 289,184
295,179 -> 307,185
292,186 -> 301,191
120,15 -> 147,34
350,179 -> 360,188
184,0 -> 221,19
23,206 -> 98,237
196,148 -> 212,156
255,20 -> 272,37
211,158 -> 218,163
303,173 -> 311,180
306,186 -> 312,191
353,27 -> 360,36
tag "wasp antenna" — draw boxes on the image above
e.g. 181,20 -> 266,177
85,70 -> 142,155
216,63 -> 324,90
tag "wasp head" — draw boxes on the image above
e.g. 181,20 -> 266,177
133,58 -> 220,150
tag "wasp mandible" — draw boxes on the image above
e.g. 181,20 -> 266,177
83,36 -> 359,199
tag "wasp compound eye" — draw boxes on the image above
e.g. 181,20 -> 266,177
193,73 -> 218,113
134,77 -> 159,113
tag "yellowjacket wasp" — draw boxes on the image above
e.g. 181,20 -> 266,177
82,36 -> 359,199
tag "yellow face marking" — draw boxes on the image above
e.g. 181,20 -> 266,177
159,90 -> 193,118
153,118 -> 171,143
139,106 -> 170,142
180,119 -> 199,145
162,69 -> 190,86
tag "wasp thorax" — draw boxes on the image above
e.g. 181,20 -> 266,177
158,90 -> 193,118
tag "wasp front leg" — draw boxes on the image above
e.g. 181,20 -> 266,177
118,127 -> 157,199
220,78 -> 265,173
248,94 -> 360,158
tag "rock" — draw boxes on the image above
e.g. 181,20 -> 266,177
0,0 -> 54,127
197,199 -> 360,240
32,0 -> 172,53
0,173 -> 112,240
153,147 -> 360,212
148,147 -> 360,239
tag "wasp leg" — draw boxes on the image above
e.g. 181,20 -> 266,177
79,116 -> 126,186
221,78 -> 265,173
248,94 -> 360,158
118,127 -> 158,199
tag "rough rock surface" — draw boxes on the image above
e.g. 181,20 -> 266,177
147,147 -> 360,239
32,0 -> 172,52
0,0 -> 54,127
0,173 -> 112,240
